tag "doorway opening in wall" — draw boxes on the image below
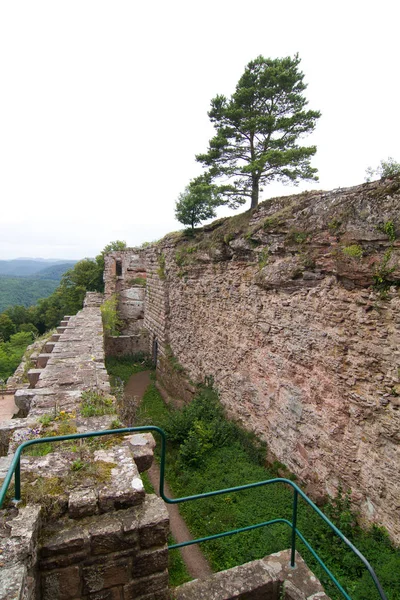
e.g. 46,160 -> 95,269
116,259 -> 122,277
152,337 -> 158,367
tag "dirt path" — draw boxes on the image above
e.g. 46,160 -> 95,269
0,393 -> 18,422
125,371 -> 212,580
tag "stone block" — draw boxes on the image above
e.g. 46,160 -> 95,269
137,495 -> 169,549
0,565 -> 28,600
68,488 -> 98,519
41,565 -> 81,600
132,547 -> 168,578
41,525 -> 89,558
97,447 -> 145,513
51,334 -> 61,342
57,327 -> 66,334
37,353 -> 52,368
44,342 -> 56,353
82,558 -> 131,594
123,570 -> 168,599
127,433 -> 156,472
27,368 -> 42,387
85,588 -> 123,600
89,515 -> 123,556
174,559 -> 275,600
60,320 -> 69,327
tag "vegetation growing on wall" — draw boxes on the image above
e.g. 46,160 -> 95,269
101,294 -> 122,336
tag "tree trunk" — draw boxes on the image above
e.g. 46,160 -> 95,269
250,179 -> 259,209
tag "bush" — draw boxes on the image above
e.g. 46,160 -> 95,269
365,157 -> 400,182
101,295 -> 122,336
164,385 -> 266,467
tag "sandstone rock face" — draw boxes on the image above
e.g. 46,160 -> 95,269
104,177 -> 400,542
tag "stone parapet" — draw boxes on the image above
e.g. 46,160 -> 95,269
39,495 -> 169,600
174,550 -> 329,600
1,293 -> 167,600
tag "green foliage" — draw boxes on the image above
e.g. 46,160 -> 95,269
342,244 -> 363,260
157,253 -> 166,279
164,385 -> 266,468
258,248 -> 270,268
373,249 -> 397,295
105,352 -> 153,385
101,294 -> 122,336
71,458 -> 85,471
196,54 -> 320,209
328,218 -> 342,232
0,313 -> 16,341
127,276 -> 147,287
365,157 -> 400,182
287,230 -> 309,244
165,344 -> 186,374
0,331 -> 34,381
136,382 -> 400,599
378,220 -> 396,242
175,175 -> 219,230
168,535 -> 192,587
80,390 -> 116,417
0,276 -> 59,313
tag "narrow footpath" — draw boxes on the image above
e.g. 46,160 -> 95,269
125,371 -> 212,581
0,392 -> 18,422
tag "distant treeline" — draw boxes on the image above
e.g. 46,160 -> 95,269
0,277 -> 58,313
0,241 -> 126,382
0,261 -> 77,313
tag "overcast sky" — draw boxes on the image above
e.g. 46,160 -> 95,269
1,0 -> 399,260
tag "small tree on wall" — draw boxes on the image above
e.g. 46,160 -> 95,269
175,175 -> 219,230
196,54 -> 321,209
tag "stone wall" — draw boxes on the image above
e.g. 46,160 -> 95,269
103,177 -> 400,543
0,293 -> 170,600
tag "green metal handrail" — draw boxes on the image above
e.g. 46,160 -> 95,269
0,425 -> 388,600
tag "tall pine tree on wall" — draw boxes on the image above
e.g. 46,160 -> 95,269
196,54 -> 321,209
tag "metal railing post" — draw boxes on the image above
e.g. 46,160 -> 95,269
290,488 -> 298,567
14,457 -> 21,504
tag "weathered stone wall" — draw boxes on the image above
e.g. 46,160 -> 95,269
0,293 -> 169,600
104,178 -> 400,542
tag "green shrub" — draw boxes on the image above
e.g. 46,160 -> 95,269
157,253 -> 166,279
342,244 -> 363,259
378,220 -> 396,242
101,295 -> 122,336
127,276 -> 147,287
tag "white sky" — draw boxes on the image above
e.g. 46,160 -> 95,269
1,0 -> 399,260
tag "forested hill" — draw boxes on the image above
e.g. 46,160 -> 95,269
0,260 -> 77,312
0,277 -> 59,312
0,259 -> 76,277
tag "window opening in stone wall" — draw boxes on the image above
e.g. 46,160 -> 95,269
152,337 -> 158,367
116,259 -> 122,277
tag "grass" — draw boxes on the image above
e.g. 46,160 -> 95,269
80,390 -> 116,417
132,381 -> 400,600
105,352 -> 153,386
